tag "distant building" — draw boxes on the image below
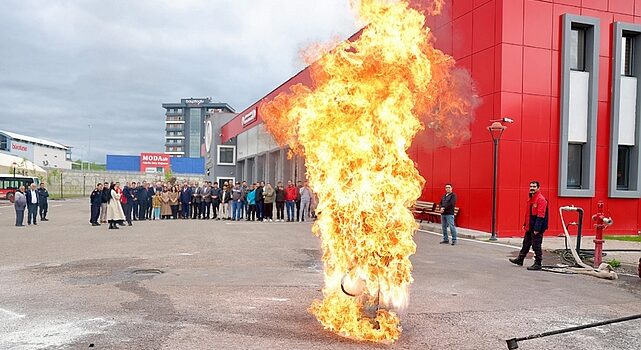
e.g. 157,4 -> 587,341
0,129 -> 72,169
161,98 -> 235,158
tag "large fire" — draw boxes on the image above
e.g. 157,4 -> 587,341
260,0 -> 476,343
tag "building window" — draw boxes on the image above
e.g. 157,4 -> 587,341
560,14 -> 600,197
567,144 -> 583,189
0,135 -> 7,151
622,35 -> 634,76
617,146 -> 631,190
570,27 -> 586,71
217,145 -> 236,166
610,22 -> 641,198
189,109 -> 201,157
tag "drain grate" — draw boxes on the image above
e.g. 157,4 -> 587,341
130,268 -> 164,275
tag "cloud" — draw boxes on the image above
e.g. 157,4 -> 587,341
0,0 -> 358,162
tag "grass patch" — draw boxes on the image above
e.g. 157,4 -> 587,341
604,235 -> 641,242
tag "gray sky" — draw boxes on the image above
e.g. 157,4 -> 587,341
0,0 -> 359,162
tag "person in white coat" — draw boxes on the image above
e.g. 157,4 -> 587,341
106,183 -> 126,229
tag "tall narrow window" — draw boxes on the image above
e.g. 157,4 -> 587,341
617,146 -> 631,190
570,28 -> 586,71
622,35 -> 634,76
567,143 -> 583,188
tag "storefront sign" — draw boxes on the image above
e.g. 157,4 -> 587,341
241,109 -> 257,127
9,141 -> 33,160
140,152 -> 170,173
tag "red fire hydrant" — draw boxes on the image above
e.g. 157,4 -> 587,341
591,201 -> 613,268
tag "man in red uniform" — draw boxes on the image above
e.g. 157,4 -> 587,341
509,181 -> 548,270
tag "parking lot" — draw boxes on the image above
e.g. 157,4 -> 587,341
1,199 -> 640,349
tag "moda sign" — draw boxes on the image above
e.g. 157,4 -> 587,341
140,152 -> 170,173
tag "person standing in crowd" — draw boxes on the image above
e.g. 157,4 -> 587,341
295,180 -> 303,222
161,187 -> 172,219
100,181 -> 110,224
90,183 -> 103,226
137,182 -> 149,221
263,183 -> 275,222
25,183 -> 39,225
231,182 -> 243,221
275,182 -> 285,222
192,182 -> 203,219
202,181 -> 212,219
131,181 -> 138,220
146,183 -> 155,219
439,183 -> 458,245
221,183 -> 231,220
241,181 -> 249,220
106,183 -> 126,229
211,182 -> 221,220
169,186 -> 179,219
14,185 -> 26,227
152,190 -> 162,220
299,182 -> 312,222
247,183 -> 257,221
180,182 -> 192,219
285,180 -> 297,222
37,182 -> 49,221
510,181 -> 549,271
120,182 -> 133,226
255,181 -> 264,221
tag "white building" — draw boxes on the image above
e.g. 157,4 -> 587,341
0,129 -> 72,169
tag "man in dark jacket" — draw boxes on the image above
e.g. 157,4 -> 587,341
122,183 -> 134,226
131,181 -> 138,220
510,181 -> 549,270
146,184 -> 155,219
100,182 -> 110,223
255,182 -> 264,221
90,183 -> 103,226
295,180 -> 303,221
439,183 -> 458,245
137,182 -> 149,221
36,182 -> 49,221
211,182 -> 221,219
192,183 -> 202,219
180,183 -> 192,219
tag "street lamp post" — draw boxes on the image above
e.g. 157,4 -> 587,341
487,121 -> 508,241
88,123 -> 92,171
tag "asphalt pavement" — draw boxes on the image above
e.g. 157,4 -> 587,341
1,199 -> 640,349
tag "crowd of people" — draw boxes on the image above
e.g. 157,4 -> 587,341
89,179 -> 318,229
12,182 -> 49,226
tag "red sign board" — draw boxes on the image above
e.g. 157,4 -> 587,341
140,153 -> 170,173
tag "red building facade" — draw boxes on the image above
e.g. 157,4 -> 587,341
222,0 -> 641,237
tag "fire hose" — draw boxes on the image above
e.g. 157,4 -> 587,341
505,313 -> 641,349
540,206 -> 617,280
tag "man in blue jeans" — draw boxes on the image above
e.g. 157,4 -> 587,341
439,183 -> 458,245
231,182 -> 243,221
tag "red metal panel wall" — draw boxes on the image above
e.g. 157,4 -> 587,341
422,0 -> 641,236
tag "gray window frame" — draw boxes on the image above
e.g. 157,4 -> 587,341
559,14 -> 600,197
609,22 -> 641,198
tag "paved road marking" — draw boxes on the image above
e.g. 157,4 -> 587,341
417,229 -> 520,250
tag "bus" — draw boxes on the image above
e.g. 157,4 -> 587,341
0,174 -> 41,202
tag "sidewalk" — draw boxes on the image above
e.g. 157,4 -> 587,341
418,221 -> 641,266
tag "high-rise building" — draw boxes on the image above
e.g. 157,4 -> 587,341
161,98 -> 235,158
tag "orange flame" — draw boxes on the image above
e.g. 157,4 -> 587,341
260,0 -> 475,343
